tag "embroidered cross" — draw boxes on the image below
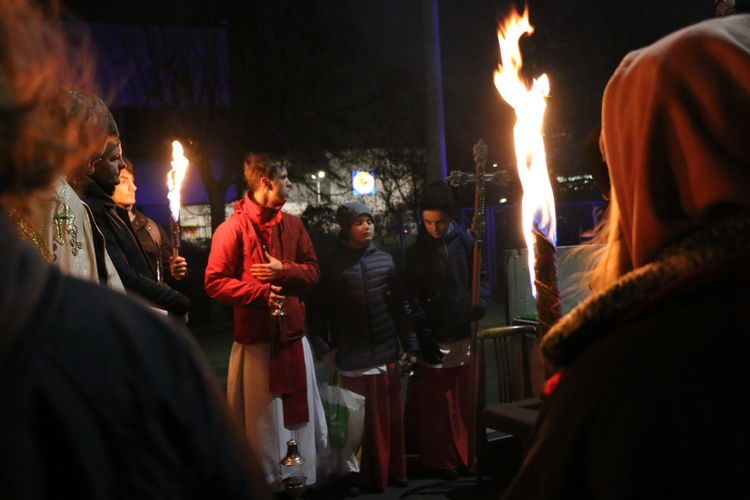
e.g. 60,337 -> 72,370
53,202 -> 75,246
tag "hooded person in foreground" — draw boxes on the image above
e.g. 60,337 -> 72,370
503,14 -> 750,499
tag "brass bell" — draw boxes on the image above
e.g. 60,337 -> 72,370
280,438 -> 306,466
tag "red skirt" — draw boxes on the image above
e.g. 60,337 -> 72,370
341,363 -> 407,490
404,363 -> 471,470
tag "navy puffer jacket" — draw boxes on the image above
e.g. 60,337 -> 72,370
309,238 -> 418,371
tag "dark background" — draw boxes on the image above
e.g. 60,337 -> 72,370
57,0 -> 712,326
61,0 -> 710,201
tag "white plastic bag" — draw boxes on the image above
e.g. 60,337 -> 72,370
319,381 -> 365,475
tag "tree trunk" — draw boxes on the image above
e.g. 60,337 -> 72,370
194,155 -> 231,235
208,184 -> 227,234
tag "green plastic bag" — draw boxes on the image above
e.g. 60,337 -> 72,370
319,380 -> 365,475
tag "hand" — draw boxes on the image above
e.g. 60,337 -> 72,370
468,304 -> 486,322
321,349 -> 338,372
419,338 -> 444,365
398,351 -> 417,377
251,251 -> 284,283
268,285 -> 285,310
169,256 -> 188,281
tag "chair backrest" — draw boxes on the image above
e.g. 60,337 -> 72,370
479,325 -> 541,404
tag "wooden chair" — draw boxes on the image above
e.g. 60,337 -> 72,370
476,325 -> 543,482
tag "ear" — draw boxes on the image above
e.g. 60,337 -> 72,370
260,177 -> 272,191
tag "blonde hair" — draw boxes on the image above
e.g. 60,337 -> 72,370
0,0 -> 96,200
585,189 -> 634,294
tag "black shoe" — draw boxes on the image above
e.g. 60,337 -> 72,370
388,477 -> 409,488
435,468 -> 459,481
344,485 -> 360,497
458,466 -> 476,478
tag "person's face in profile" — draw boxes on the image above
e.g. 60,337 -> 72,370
63,128 -> 108,182
714,0 -> 736,17
347,214 -> 374,248
91,141 -> 125,186
112,168 -> 137,208
265,166 -> 292,207
422,210 -> 451,240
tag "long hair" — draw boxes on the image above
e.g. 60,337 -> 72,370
584,189 -> 634,294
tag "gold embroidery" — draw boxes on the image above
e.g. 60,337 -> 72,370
53,200 -> 75,246
51,181 -> 82,259
8,207 -> 54,262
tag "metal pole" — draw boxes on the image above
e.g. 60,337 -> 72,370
422,0 -> 447,183
449,140 -> 491,472
467,140 -> 487,471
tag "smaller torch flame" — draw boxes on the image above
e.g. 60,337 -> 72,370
494,5 -> 556,298
167,140 -> 189,223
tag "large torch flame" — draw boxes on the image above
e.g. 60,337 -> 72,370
493,6 -> 556,297
167,140 -> 189,223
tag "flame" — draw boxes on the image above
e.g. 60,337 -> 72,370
167,140 -> 189,222
493,6 -> 556,297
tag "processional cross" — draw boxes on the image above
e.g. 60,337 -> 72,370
447,139 -> 509,469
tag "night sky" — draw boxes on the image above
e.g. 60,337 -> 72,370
61,0 -> 710,206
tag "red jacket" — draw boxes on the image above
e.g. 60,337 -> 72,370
205,194 -> 320,344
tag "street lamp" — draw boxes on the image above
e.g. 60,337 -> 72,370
311,171 -> 325,203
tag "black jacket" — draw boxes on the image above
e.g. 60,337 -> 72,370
81,177 -> 190,315
404,223 -> 490,344
130,209 -> 188,289
309,238 -> 418,371
0,212 -> 265,499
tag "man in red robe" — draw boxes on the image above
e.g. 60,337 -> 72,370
205,153 -> 326,492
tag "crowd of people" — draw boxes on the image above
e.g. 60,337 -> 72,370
2,0 -> 750,498
203,155 -> 486,495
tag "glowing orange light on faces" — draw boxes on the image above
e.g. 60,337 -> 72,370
167,140 -> 189,222
493,6 -> 556,297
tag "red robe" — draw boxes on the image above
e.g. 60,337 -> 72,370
205,194 -> 320,425
205,193 -> 319,345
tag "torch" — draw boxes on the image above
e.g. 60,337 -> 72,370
494,6 -> 562,340
167,140 -> 190,259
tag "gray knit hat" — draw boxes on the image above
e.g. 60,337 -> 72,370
335,202 -> 374,232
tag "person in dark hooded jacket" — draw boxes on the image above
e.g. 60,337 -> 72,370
309,201 -> 418,494
403,180 -> 490,480
80,132 -> 190,317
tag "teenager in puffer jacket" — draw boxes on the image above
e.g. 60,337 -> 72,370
309,202 -> 418,495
